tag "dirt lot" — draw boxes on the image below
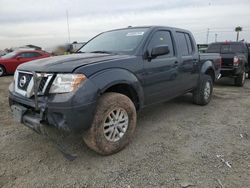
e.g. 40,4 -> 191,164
0,76 -> 250,188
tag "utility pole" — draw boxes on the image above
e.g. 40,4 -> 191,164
206,28 -> 210,44
215,33 -> 218,42
235,26 -> 242,42
66,10 -> 71,43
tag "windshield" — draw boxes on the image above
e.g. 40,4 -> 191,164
1,51 -> 17,59
78,28 -> 149,55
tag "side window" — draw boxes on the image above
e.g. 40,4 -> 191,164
19,53 -> 28,58
185,33 -> 193,54
19,52 -> 41,58
29,52 -> 41,57
176,32 -> 189,56
147,30 -> 174,57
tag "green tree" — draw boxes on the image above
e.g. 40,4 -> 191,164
235,26 -> 242,41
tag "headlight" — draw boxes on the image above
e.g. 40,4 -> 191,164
49,74 -> 86,94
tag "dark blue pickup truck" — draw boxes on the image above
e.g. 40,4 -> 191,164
9,26 -> 221,156
207,42 -> 249,86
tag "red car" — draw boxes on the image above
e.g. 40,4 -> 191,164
0,50 -> 50,77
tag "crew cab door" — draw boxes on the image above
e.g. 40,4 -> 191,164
175,32 -> 199,90
143,30 -> 182,105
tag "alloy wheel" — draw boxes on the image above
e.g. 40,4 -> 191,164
204,81 -> 211,100
103,108 -> 129,142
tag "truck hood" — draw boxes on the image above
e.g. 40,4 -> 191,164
18,53 -> 130,73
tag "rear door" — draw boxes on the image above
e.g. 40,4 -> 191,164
143,30 -> 182,105
175,32 -> 199,90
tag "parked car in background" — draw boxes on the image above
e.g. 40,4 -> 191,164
9,26 -> 221,156
0,50 -> 50,77
206,42 -> 249,86
0,50 -> 7,57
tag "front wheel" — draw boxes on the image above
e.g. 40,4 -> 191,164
83,92 -> 137,155
234,71 -> 246,87
193,75 -> 213,106
0,65 -> 6,77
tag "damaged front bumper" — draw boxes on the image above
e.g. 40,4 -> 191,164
9,78 -> 98,160
9,89 -> 96,134
9,73 -> 98,134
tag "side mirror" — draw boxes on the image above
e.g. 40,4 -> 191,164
151,45 -> 170,58
16,56 -> 22,60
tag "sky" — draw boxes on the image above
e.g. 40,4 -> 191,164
1,0 -> 250,50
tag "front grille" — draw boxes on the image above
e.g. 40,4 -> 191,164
17,72 -> 33,91
38,77 -> 49,93
15,71 -> 53,98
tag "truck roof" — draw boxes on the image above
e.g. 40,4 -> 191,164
105,25 -> 192,34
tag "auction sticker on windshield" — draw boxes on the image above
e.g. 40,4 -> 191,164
126,32 -> 144,36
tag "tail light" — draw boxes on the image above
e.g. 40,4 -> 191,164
233,56 -> 240,66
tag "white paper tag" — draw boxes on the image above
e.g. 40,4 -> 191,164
126,32 -> 144,37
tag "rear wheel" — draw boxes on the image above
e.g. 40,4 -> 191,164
83,92 -> 137,155
234,71 -> 246,87
193,75 -> 213,106
0,65 -> 6,77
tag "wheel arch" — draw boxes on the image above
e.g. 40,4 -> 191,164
89,68 -> 144,110
201,61 -> 216,82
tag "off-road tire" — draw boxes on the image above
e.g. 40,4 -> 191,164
0,65 -> 6,77
193,74 -> 213,106
83,92 -> 137,155
234,71 -> 246,87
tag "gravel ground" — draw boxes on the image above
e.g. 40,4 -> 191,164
0,76 -> 250,188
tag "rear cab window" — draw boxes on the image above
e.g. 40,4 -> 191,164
207,44 -> 221,53
230,44 -> 246,53
207,43 -> 247,54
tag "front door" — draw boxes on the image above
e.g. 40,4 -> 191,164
143,30 -> 182,105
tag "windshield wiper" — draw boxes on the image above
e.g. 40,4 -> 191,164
90,50 -> 114,54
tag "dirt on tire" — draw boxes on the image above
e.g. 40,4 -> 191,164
83,92 -> 137,155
